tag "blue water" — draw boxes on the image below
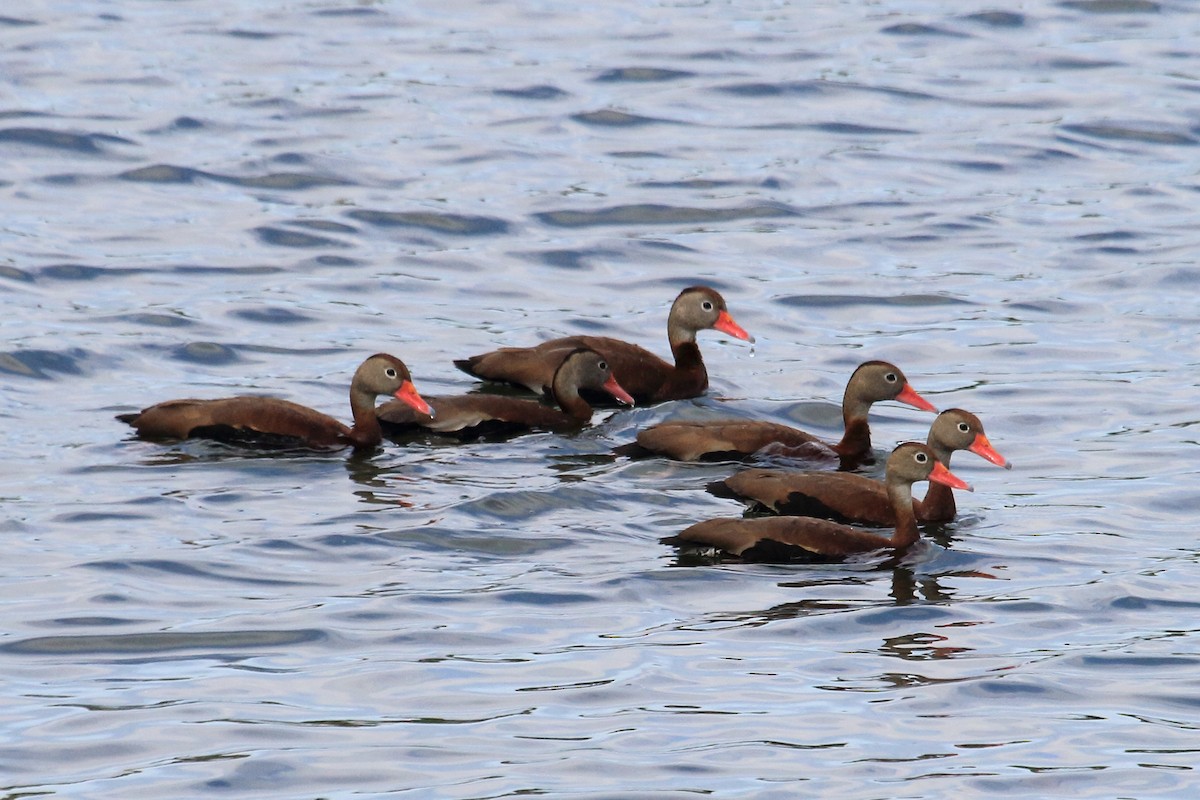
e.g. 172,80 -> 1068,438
4,1 -> 1200,797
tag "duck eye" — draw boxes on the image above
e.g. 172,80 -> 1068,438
385,367 -> 397,378
884,372 -> 898,383
915,451 -> 928,463
958,422 -> 970,433
701,300 -> 714,312
597,360 -> 608,371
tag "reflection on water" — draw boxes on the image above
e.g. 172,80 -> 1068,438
4,0 -> 1200,797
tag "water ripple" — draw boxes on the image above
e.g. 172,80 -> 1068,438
534,202 -> 799,228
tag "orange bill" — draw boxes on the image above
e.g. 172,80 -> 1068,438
895,383 -> 937,413
969,433 -> 1011,469
929,460 -> 973,492
603,374 -> 636,406
713,310 -> 754,343
394,380 -> 435,418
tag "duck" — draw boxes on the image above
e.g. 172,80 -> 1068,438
378,347 -> 635,437
709,408 -> 1009,525
662,442 -> 971,562
621,360 -> 936,469
117,353 -> 431,451
453,285 -> 753,405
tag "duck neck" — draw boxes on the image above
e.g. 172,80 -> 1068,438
550,364 -> 594,422
347,385 -> 384,448
669,337 -> 704,369
834,415 -> 872,463
918,448 -> 956,521
886,480 -> 921,548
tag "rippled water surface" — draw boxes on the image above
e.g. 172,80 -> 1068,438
4,1 -> 1200,797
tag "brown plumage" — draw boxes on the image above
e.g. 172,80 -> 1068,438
378,348 -> 635,437
117,353 -> 431,451
453,285 -> 753,405
710,408 -> 1010,525
622,360 -> 937,469
663,442 -> 972,563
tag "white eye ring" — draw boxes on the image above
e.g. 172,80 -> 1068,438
958,422 -> 970,433
885,372 -> 898,383
385,367 -> 398,378
701,300 -> 714,312
915,451 -> 928,463
597,360 -> 608,371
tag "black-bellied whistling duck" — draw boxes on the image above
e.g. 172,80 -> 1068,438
710,408 -> 1009,525
117,353 -> 431,451
662,442 -> 972,563
453,285 -> 753,405
378,347 -> 635,437
622,360 -> 936,469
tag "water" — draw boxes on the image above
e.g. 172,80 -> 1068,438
4,0 -> 1200,797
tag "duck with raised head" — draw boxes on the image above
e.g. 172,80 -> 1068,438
454,285 -> 753,405
117,353 -> 432,451
622,360 -> 936,469
378,347 -> 635,437
662,442 -> 972,563
709,408 -> 1009,525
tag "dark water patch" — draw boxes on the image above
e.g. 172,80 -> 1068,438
810,122 -> 916,136
52,511 -> 154,524
0,15 -> 38,26
961,11 -> 1027,27
1,628 -> 326,656
714,81 -> 826,98
0,348 -> 89,379
0,110 -> 57,121
530,248 -> 620,270
309,255 -> 362,268
636,239 -> 699,253
1081,654 -> 1200,669
496,590 -> 598,606
223,28 -> 282,40
953,160 -> 1007,172
1060,123 -> 1195,145
534,202 -> 799,228
119,164 -> 205,183
378,525 -> 577,557
1074,230 -> 1140,241
44,616 -> 146,628
776,293 -> 972,309
1153,267 -> 1200,286
254,226 -> 351,249
1004,299 -> 1086,315
235,172 -> 352,190
572,109 -> 673,127
882,23 -> 970,37
609,150 -> 669,158
1060,0 -> 1161,12
230,307 -> 317,325
493,84 -> 569,100
1043,57 -> 1124,70
0,265 -> 34,282
169,115 -> 206,131
86,558 -> 309,586
635,179 -> 743,190
594,67 -> 697,82
173,263 -> 283,276
1110,594 -> 1200,612
288,219 -> 358,234
120,163 -> 351,189
0,127 -> 137,154
461,487 -> 621,520
171,341 -> 241,365
37,262 -> 145,281
346,208 -> 511,236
